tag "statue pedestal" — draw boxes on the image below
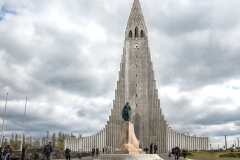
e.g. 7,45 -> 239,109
114,121 -> 145,154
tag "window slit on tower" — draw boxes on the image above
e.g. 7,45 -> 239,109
141,30 -> 144,37
136,74 -> 138,77
136,84 -> 137,87
129,30 -> 132,37
136,94 -> 138,97
135,27 -> 138,37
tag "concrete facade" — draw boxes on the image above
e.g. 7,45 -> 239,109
65,0 -> 210,153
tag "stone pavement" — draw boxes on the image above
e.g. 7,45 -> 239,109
57,153 -> 193,160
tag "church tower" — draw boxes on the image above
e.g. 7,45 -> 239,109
105,0 -> 167,152
65,0 -> 210,153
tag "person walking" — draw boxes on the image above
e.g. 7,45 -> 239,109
183,149 -> 187,159
96,148 -> 99,157
145,147 -> 149,154
0,147 -> 2,160
154,144 -> 158,154
174,145 -> 180,160
91,148 -> 95,157
65,148 -> 71,160
43,142 -> 53,160
6,145 -> 12,160
150,143 -> 153,154
34,152 -> 39,160
2,147 -> 9,160
21,147 -> 26,160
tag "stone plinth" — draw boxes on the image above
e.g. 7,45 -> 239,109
114,121 -> 145,154
96,154 -> 163,160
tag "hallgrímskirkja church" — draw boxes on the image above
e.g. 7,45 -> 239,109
65,0 -> 210,153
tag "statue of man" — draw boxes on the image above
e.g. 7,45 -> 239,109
122,102 -> 131,121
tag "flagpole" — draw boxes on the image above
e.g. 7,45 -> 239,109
1,93 -> 8,147
20,97 -> 27,151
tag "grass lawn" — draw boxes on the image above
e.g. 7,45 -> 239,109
186,151 -> 240,160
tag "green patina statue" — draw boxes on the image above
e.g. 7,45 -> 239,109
122,102 -> 131,121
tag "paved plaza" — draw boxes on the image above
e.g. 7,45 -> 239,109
56,153 -> 193,160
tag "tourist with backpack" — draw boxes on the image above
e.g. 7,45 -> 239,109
21,147 -> 26,160
154,144 -> 158,154
150,143 -> 153,154
183,149 -> 187,159
91,148 -> 95,157
6,145 -> 12,160
65,148 -> 71,160
96,148 -> 99,157
174,145 -> 180,160
43,142 -> 53,160
2,147 -> 9,160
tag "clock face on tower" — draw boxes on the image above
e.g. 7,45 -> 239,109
133,44 -> 140,50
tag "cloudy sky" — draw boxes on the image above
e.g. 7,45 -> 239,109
0,0 -> 240,149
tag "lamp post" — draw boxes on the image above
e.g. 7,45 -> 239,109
224,135 -> 227,150
237,137 -> 239,152
0,93 -> 8,147
20,97 -> 27,151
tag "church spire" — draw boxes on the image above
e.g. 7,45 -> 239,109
125,0 -> 148,40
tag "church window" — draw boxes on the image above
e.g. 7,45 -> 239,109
136,74 -> 138,77
136,94 -> 138,97
141,30 -> 144,37
136,55 -> 137,58
129,30 -> 132,37
136,104 -> 138,107
134,117 -> 140,140
136,64 -> 137,68
136,84 -> 137,87
135,27 -> 138,37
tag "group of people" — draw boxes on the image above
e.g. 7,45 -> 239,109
0,142 -> 73,160
143,143 -> 158,154
91,148 -> 99,157
0,145 -> 12,160
171,146 -> 187,160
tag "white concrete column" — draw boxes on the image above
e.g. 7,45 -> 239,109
69,138 -> 71,150
88,136 -> 90,151
189,136 -> 191,150
100,131 -> 102,150
83,138 -> 85,152
84,137 -> 86,152
186,136 -> 188,150
172,131 -> 174,148
179,133 -> 181,148
169,128 -> 172,152
98,131 -> 100,152
166,127 -> 169,152
173,131 -> 175,149
86,137 -> 87,152
104,127 -> 106,152
199,137 -> 202,150
207,137 -> 209,150
90,136 -> 92,151
198,137 -> 200,150
97,133 -> 99,149
85,137 -> 87,152
74,138 -> 76,151
72,138 -> 74,151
